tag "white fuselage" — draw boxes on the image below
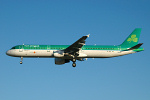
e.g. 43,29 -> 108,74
6,49 -> 135,58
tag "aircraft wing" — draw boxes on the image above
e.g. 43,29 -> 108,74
64,34 -> 90,55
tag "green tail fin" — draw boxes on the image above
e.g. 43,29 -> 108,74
120,28 -> 141,47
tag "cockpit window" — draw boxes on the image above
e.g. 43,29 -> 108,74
11,47 -> 15,49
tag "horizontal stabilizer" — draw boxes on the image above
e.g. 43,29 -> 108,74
123,43 -> 143,51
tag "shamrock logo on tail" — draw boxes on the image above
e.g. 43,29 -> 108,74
127,35 -> 138,43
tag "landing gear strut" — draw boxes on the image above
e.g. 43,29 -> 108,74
20,57 -> 23,64
72,58 -> 76,67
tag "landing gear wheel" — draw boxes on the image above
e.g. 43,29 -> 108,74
20,61 -> 22,64
20,57 -> 23,64
72,58 -> 76,62
72,63 -> 76,67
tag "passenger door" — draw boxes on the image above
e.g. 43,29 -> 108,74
47,46 -> 50,52
19,45 -> 23,52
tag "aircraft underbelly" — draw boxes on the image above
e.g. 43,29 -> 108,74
82,50 -> 135,58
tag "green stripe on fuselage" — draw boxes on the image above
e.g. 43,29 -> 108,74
12,45 -> 120,50
11,45 -> 144,52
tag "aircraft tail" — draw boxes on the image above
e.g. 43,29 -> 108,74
120,28 -> 141,47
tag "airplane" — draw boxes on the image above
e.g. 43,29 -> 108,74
6,28 -> 144,67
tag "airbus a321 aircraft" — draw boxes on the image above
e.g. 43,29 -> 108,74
6,28 -> 144,67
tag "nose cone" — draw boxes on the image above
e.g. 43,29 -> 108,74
6,50 -> 11,56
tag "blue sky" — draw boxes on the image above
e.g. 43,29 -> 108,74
0,0 -> 150,100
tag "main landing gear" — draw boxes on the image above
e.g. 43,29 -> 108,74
20,57 -> 23,64
72,58 -> 76,67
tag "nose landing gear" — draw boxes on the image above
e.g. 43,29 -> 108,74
20,57 -> 23,64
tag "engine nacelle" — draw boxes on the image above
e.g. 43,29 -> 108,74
55,58 -> 70,65
55,58 -> 65,65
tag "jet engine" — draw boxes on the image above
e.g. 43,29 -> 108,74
55,58 -> 70,65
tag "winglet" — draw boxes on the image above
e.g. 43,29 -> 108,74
86,34 -> 90,37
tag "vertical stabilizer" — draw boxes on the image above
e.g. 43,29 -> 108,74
120,28 -> 141,47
